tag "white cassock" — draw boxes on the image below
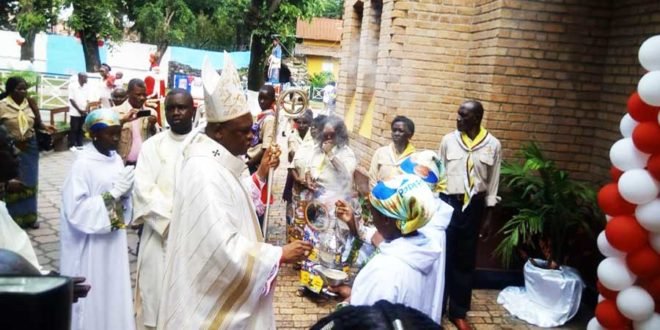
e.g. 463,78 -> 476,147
0,200 -> 40,270
350,230 -> 443,323
132,130 -> 187,329
60,145 -> 134,330
158,133 -> 282,330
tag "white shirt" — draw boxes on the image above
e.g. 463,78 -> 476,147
68,80 -> 91,117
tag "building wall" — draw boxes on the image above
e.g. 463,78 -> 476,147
306,55 -> 340,79
337,0 -> 660,183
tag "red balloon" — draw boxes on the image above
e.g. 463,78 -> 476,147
639,276 -> 660,297
628,91 -> 660,122
610,167 -> 624,182
648,154 -> 660,182
598,183 -> 637,216
597,280 -> 619,300
605,215 -> 649,253
595,299 -> 630,328
97,40 -> 104,47
626,245 -> 660,278
632,122 -> 660,154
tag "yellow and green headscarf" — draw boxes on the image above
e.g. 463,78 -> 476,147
84,108 -> 120,133
369,174 -> 437,235
398,150 -> 447,193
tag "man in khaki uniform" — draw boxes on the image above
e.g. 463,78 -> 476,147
246,85 -> 276,173
438,100 -> 501,330
112,79 -> 158,165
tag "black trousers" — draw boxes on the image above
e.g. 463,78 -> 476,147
68,115 -> 85,147
440,193 -> 486,319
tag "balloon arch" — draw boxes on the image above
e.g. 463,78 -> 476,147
590,36 -> 660,329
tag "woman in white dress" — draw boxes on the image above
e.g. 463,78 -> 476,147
60,108 -> 136,330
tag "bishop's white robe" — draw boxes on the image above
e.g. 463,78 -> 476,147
60,145 -> 134,330
132,130 -> 187,328
158,133 -> 282,330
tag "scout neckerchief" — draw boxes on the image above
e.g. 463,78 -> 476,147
457,127 -> 489,211
391,142 -> 416,162
6,97 -> 31,138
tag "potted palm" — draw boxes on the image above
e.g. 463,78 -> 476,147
494,142 -> 602,327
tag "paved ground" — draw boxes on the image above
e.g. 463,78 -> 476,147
27,140 -> 585,329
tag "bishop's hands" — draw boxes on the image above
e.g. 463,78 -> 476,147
256,144 -> 281,181
109,166 -> 135,200
280,240 -> 313,264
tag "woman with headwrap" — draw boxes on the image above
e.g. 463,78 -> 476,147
60,108 -> 136,330
331,175 -> 444,323
0,76 -> 55,228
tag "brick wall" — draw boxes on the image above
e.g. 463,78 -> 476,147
337,0 -> 660,184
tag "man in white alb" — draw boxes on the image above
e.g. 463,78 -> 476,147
132,89 -> 196,330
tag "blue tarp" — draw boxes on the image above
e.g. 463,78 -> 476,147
169,47 -> 250,70
46,34 -> 107,75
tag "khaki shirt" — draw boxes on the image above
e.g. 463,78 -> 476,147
438,131 -> 502,207
368,143 -> 416,189
247,113 -> 275,159
0,98 -> 35,141
111,101 -> 157,161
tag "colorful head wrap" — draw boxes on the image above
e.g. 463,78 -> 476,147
399,150 -> 447,193
84,108 -> 120,133
369,174 -> 437,235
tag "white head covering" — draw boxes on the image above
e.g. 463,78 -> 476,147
202,52 -> 249,123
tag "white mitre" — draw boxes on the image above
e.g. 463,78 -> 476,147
202,52 -> 249,123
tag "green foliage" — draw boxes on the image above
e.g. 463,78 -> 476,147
495,142 -> 603,268
309,71 -> 335,88
15,0 -> 59,34
64,0 -> 124,41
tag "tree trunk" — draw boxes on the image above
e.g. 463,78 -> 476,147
155,42 -> 169,66
80,29 -> 101,72
247,34 -> 267,91
19,30 -> 36,62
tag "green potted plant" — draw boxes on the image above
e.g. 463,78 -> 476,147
494,142 -> 603,327
495,142 -> 601,269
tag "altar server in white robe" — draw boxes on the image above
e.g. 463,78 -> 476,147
60,108 -> 136,330
332,175 -> 443,323
132,89 -> 196,330
158,54 -> 312,330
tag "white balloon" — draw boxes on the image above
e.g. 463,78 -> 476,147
650,233 -> 660,254
605,215 -> 613,222
639,35 -> 660,71
598,257 -> 637,291
638,71 -> 660,106
617,286 -> 655,321
637,199 -> 660,233
635,313 -> 660,330
620,113 -> 639,138
618,169 -> 659,205
597,231 -> 625,257
597,294 -> 605,302
609,138 -> 650,170
587,317 -> 606,330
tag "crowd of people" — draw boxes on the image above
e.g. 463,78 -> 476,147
0,49 -> 502,330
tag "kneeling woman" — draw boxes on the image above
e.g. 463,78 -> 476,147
60,109 -> 136,330
331,175 -> 443,323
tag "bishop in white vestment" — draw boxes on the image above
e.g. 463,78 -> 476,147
158,54 -> 312,330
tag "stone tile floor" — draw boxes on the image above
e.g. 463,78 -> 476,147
28,143 -> 586,329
